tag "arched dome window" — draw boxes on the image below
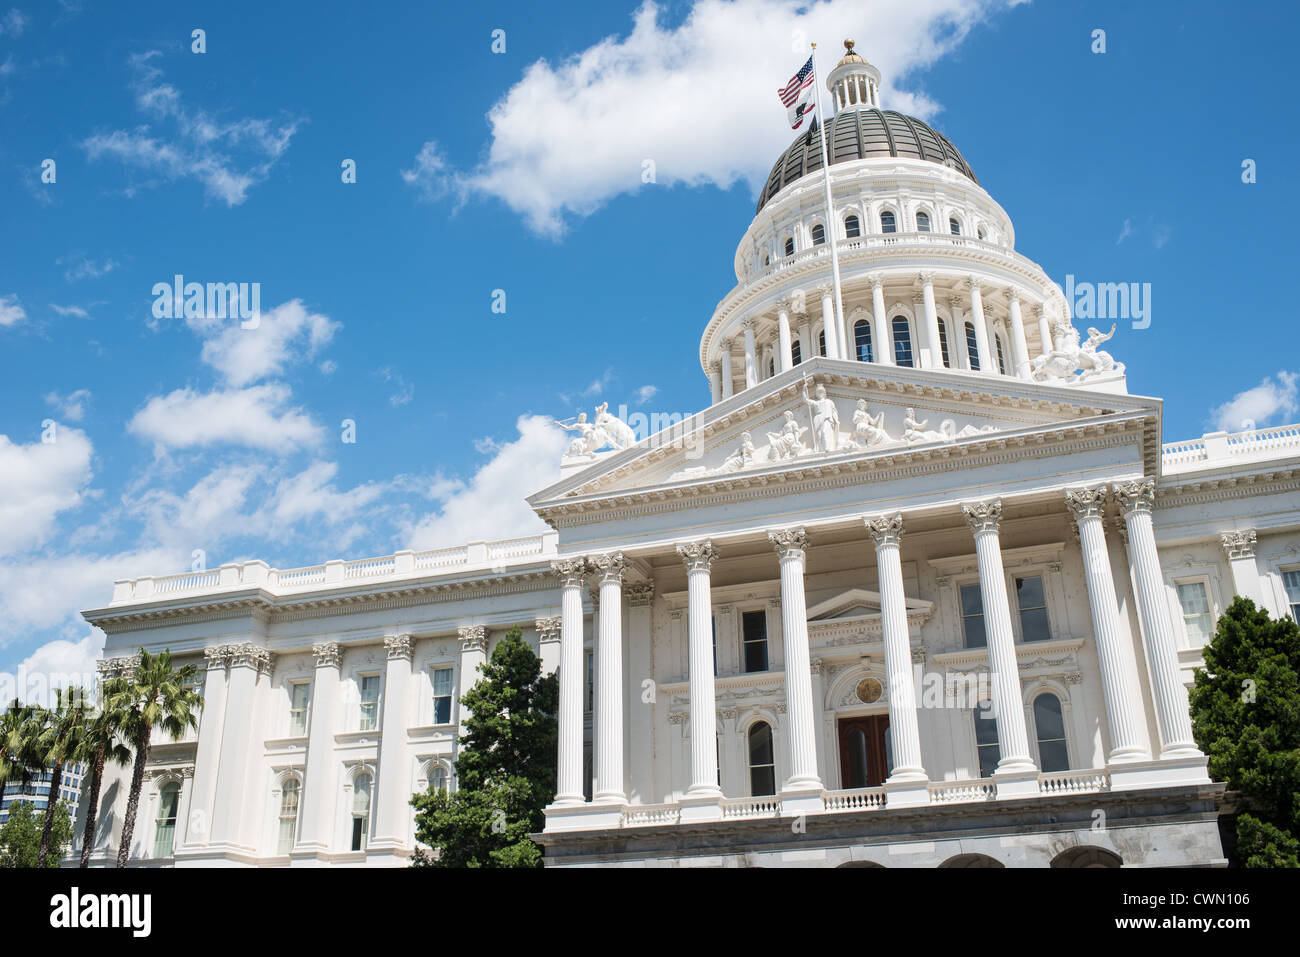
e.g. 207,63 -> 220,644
748,722 -> 776,796
949,217 -> 961,236
1033,693 -> 1069,772
977,225 -> 988,241
783,236 -> 795,257
937,320 -> 952,368
892,316 -> 913,367
964,322 -> 980,371
879,210 -> 897,234
844,214 -> 861,238
811,223 -> 826,246
854,319 -> 873,363
791,340 -> 802,366
995,334 -> 1008,375
915,211 -> 931,232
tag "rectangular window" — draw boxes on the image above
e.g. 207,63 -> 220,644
1177,581 -> 1214,647
1015,576 -> 1051,642
960,583 -> 987,649
431,667 -> 453,724
288,682 -> 310,736
741,610 -> 769,673
584,651 -> 594,713
1283,570 -> 1300,624
974,704 -> 1000,778
358,674 -> 380,731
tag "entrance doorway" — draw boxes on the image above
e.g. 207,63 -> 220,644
838,715 -> 890,788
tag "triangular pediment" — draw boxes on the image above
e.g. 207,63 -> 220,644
529,359 -> 1161,514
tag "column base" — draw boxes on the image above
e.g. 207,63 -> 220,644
778,786 -> 826,817
1110,755 -> 1211,790
679,792 -> 725,823
884,776 -> 931,809
991,767 -> 1041,799
543,801 -> 626,832
1107,745 -> 1154,764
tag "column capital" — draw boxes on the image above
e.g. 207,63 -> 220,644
1065,485 -> 1109,523
1113,478 -> 1156,515
311,641 -> 341,668
917,270 -> 935,286
535,616 -> 562,643
967,275 -> 984,293
676,539 -> 716,571
867,273 -> 886,290
864,513 -> 904,547
776,297 -> 794,313
1220,529 -> 1257,560
720,335 -> 734,350
961,499 -> 1002,534
383,633 -> 413,662
227,642 -> 272,675
551,557 -> 589,587
588,551 -> 627,584
626,581 -> 655,606
947,295 -> 964,311
99,653 -> 142,678
742,316 -> 757,331
815,282 -> 834,298
458,625 -> 488,654
709,359 -> 721,375
1006,285 -> 1022,304
769,526 -> 808,558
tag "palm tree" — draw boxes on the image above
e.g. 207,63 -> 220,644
109,650 -> 201,868
0,700 -> 40,810
34,687 -> 92,867
75,678 -> 132,868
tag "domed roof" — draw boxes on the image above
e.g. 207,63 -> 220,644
756,108 -> 977,214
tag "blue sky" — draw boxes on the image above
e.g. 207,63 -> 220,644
1,0 -> 1297,687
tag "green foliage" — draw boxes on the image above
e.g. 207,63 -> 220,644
1189,597 -> 1300,867
411,628 -> 557,868
0,800 -> 73,868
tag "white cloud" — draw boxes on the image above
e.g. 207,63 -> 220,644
0,9 -> 27,36
59,254 -> 118,282
9,630 -> 105,705
191,299 -> 339,387
1210,372 -> 1299,433
129,463 -> 263,551
634,384 -> 659,405
407,414 -> 566,548
378,367 -> 414,407
1116,218 -> 1132,244
50,303 -> 90,318
44,388 -> 92,422
404,0 -> 1017,234
0,293 -> 26,326
0,427 -> 94,557
127,383 -> 325,453
82,51 -> 300,206
264,460 -> 388,530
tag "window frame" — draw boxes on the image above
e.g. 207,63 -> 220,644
356,672 -> 382,732
915,210 -> 932,233
746,720 -> 777,796
957,579 -> 988,649
879,208 -> 897,234
276,774 -> 302,855
1011,572 -> 1053,644
891,315 -> 914,367
810,222 -> 826,246
1173,575 -> 1216,649
843,213 -> 861,238
152,779 -> 181,859
739,607 -> 771,674
287,680 -> 311,738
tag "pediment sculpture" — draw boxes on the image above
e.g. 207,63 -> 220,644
557,402 -> 638,461
1031,320 -> 1126,383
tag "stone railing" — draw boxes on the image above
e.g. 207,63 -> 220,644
1162,424 -> 1300,470
109,531 -> 560,605
1038,769 -> 1110,795
928,779 -> 997,803
721,796 -> 783,820
620,804 -> 681,827
747,233 -> 1026,285
822,787 -> 887,812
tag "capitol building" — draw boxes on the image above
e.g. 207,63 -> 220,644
78,43 -> 1298,868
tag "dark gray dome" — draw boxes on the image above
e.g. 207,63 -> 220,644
757,109 -> 977,213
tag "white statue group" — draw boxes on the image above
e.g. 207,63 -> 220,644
557,402 -> 638,460
1031,321 -> 1125,383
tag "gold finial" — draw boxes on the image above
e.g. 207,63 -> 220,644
844,38 -> 855,53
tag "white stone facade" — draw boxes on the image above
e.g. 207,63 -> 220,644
79,48 -> 1298,868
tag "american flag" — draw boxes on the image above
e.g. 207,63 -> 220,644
779,55 -> 816,130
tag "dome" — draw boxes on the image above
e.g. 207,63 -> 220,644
756,108 -> 978,214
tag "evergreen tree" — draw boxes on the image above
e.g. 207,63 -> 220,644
411,627 -> 557,867
1189,596 -> 1300,867
0,800 -> 74,869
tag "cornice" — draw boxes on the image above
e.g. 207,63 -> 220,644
930,637 -> 1085,670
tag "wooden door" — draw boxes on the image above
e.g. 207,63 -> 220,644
839,715 -> 890,789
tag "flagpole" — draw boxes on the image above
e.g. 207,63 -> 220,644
809,42 -> 846,359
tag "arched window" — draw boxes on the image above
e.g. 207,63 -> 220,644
879,210 -> 896,234
791,340 -> 802,366
767,356 -> 775,378
351,772 -> 372,851
1034,694 -> 1069,772
844,214 -> 861,238
854,319 -> 873,363
763,253 -> 770,267
277,778 -> 300,854
949,217 -> 961,235
995,334 -> 1008,375
892,317 -> 913,367
915,211 -> 931,232
977,226 -> 988,241
748,722 -> 776,796
937,320 -> 952,368
818,330 -> 826,357
964,322 -> 980,371
973,703 -> 1000,778
153,781 -> 180,858
783,236 -> 794,257
429,765 -> 449,793
811,223 -> 825,245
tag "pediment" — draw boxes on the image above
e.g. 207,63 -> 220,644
529,360 -> 1161,514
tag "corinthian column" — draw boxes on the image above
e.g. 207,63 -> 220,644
818,284 -> 841,359
589,552 -> 627,804
776,301 -> 794,372
865,514 -> 928,805
962,501 -> 1038,792
869,275 -> 893,365
371,634 -> 413,852
551,558 -> 588,806
919,272 -> 942,369
720,343 -> 734,400
1220,529 -> 1263,605
1114,480 -> 1203,762
769,528 -> 824,806
967,277 -> 993,373
678,541 -> 723,811
743,318 -> 758,390
1006,287 -> 1032,379
1065,487 -> 1150,764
